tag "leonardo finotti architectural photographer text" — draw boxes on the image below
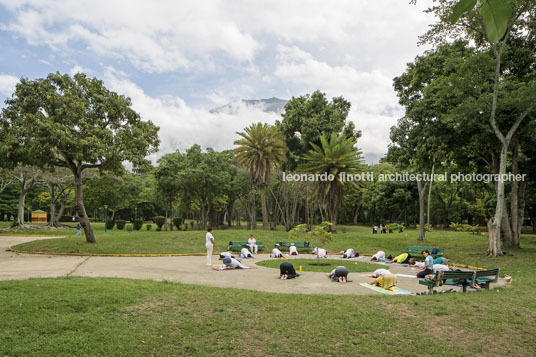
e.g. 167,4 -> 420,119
282,172 -> 527,183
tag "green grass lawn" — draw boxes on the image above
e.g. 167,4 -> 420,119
0,276 -> 534,356
1,226 -> 536,355
256,259 -> 381,273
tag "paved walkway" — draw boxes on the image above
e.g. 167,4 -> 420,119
0,236 -> 500,295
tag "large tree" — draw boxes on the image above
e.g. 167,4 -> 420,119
421,0 -> 536,255
1,72 -> 159,243
300,133 -> 363,232
234,123 -> 287,230
277,90 -> 359,170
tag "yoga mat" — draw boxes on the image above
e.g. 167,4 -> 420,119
396,274 -> 418,279
359,283 -> 412,295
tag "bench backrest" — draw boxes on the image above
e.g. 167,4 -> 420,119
440,271 -> 475,280
408,246 -> 444,253
229,241 -> 263,245
474,268 -> 500,281
275,241 -> 310,247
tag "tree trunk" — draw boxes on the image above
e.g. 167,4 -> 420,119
260,185 -> 269,230
426,160 -> 435,232
17,189 -> 27,226
330,210 -> 337,233
417,180 -> 428,241
74,172 -> 96,243
489,145 -> 506,256
513,179 -> 526,248
54,188 -> 70,226
353,205 -> 360,225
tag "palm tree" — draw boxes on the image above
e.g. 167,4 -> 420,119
234,123 -> 287,230
300,133 -> 363,232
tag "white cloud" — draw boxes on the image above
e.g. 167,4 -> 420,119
0,0 -> 436,161
102,70 -> 281,160
0,0 -> 261,72
0,74 -> 19,97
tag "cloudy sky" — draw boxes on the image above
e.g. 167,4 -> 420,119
0,0 -> 436,163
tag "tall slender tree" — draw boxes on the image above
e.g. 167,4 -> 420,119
300,133 -> 363,233
234,123 -> 287,230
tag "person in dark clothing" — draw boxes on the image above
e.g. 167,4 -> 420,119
280,262 -> 298,280
328,266 -> 349,283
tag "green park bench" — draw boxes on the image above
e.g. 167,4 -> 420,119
227,241 -> 265,252
275,241 -> 311,252
419,270 -> 476,294
474,268 -> 500,289
402,246 -> 444,258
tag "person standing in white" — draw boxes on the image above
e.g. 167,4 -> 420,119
206,227 -> 215,266
247,234 -> 258,254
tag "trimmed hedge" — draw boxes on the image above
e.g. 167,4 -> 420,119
173,217 -> 182,230
133,219 -> 143,231
154,216 -> 165,230
116,219 -> 126,230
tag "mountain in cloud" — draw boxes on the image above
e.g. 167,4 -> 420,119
210,97 -> 288,115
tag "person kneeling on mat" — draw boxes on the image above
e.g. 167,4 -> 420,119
222,257 -> 249,269
219,251 -> 235,260
288,243 -> 299,256
271,248 -> 284,258
370,250 -> 386,261
341,249 -> 354,259
280,262 -> 298,279
329,266 -> 349,283
387,253 -> 411,264
369,273 -> 397,291
240,247 -> 253,258
312,247 -> 328,258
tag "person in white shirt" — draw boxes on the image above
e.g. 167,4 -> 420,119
219,251 -> 235,260
342,248 -> 354,259
240,247 -> 253,258
312,247 -> 327,258
433,264 -> 450,273
410,260 -> 426,268
368,269 -> 390,278
222,257 -> 249,269
289,243 -> 299,256
247,235 -> 258,254
271,248 -> 284,258
370,251 -> 386,261
206,228 -> 215,266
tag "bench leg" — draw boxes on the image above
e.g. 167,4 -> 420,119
428,285 -> 434,295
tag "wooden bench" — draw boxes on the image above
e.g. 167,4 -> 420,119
275,241 -> 311,252
474,268 -> 500,289
402,246 -> 444,258
227,241 -> 265,252
419,271 -> 476,294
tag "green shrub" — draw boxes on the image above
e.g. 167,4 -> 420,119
106,219 -> 116,230
190,221 -> 194,229
133,219 -> 143,230
385,223 -> 404,233
156,226 -> 162,232
154,216 -> 166,230
173,217 -> 182,230
126,224 -> 133,232
116,219 -> 126,230
146,224 -> 152,231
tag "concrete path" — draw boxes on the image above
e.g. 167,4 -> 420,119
0,236 -> 500,295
